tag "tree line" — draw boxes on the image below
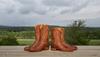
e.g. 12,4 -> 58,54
0,20 -> 100,45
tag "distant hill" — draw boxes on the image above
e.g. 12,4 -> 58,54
0,25 -> 100,32
0,25 -> 64,31
0,25 -> 34,31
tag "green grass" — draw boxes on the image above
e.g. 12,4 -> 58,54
88,39 -> 100,45
17,39 -> 34,45
0,38 -> 100,45
16,39 -> 100,45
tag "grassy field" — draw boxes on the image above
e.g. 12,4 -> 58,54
16,39 -> 100,45
17,39 -> 34,45
88,40 -> 100,45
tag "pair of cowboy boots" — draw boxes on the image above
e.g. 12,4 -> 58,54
24,24 -> 77,52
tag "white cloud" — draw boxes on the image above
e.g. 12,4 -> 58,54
0,0 -> 100,27
0,0 -> 22,13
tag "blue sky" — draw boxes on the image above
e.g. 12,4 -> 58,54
0,0 -> 100,27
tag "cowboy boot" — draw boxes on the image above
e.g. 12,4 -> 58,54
24,24 -> 49,52
29,24 -> 49,52
24,24 -> 41,51
51,28 -> 75,52
60,28 -> 77,50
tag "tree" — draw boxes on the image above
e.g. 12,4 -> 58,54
65,20 -> 90,45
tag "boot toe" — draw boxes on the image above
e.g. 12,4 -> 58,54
24,47 -> 30,51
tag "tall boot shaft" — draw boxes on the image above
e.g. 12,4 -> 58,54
51,28 -> 75,52
41,24 -> 49,42
24,24 -> 49,52
24,24 -> 41,51
29,24 -> 49,52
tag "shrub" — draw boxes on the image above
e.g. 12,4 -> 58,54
65,20 -> 90,45
0,33 -> 18,45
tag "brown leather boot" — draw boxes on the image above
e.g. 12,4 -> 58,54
60,28 -> 77,50
29,24 -> 49,52
24,24 -> 49,52
24,24 -> 41,51
51,28 -> 76,52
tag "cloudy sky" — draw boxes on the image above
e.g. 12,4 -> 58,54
0,0 -> 100,27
